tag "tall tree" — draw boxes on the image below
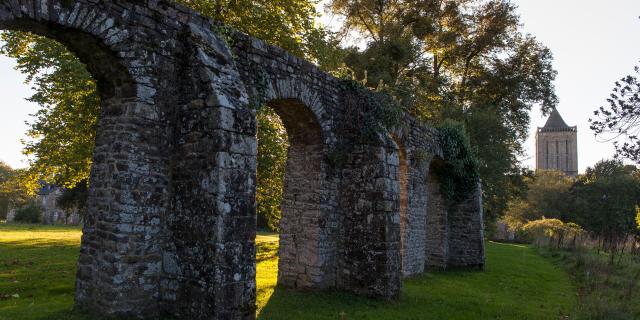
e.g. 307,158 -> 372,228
0,32 -> 98,190
572,160 -> 640,251
503,169 -> 573,227
590,64 -> 640,164
0,161 -> 12,219
330,0 -> 558,222
0,162 -> 30,216
2,1 -> 336,229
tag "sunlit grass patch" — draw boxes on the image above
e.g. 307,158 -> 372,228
257,241 -> 577,319
1,225 -> 577,319
0,223 -> 82,320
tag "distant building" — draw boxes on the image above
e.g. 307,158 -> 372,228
38,184 -> 81,225
535,108 -> 578,176
5,184 -> 81,225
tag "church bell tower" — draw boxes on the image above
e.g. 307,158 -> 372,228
535,108 -> 578,176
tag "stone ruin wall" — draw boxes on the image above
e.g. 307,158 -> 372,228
0,1 -> 485,319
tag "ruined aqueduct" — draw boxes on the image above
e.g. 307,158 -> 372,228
0,1 -> 485,319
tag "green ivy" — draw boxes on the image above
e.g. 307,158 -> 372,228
436,120 -> 480,206
250,70 -> 271,110
338,78 -> 403,141
211,23 -> 236,48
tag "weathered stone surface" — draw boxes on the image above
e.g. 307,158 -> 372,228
0,1 -> 485,318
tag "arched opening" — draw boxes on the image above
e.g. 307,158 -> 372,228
425,157 -> 449,269
268,98 -> 325,288
255,97 -> 328,310
0,9 -> 162,316
391,137 -> 409,275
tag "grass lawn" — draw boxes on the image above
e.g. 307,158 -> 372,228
1,224 -> 576,319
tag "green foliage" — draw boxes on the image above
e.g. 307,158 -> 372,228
2,1 -> 335,230
13,203 -> 42,223
0,32 -> 98,192
256,107 -> 288,231
539,246 -> 640,319
505,160 -> 640,254
522,218 -> 584,248
636,207 -> 640,232
338,78 -> 403,141
250,71 -> 271,110
56,181 -> 88,216
0,162 -> 12,219
330,0 -> 558,224
572,160 -> 640,246
504,170 -> 574,227
0,162 -> 31,210
436,120 -> 479,205
175,0 -> 330,61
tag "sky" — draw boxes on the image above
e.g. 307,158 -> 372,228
1,0 -> 640,172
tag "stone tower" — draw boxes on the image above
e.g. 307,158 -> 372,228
536,108 -> 578,176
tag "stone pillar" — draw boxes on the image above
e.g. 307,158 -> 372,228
76,96 -> 169,316
425,164 -> 449,269
338,143 -> 401,299
447,182 -> 485,269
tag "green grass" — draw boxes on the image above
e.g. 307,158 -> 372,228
538,246 -> 640,319
0,224 -> 81,320
1,224 -> 577,319
258,241 -> 576,320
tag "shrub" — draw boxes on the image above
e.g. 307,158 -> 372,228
523,218 -> 585,248
14,203 -> 42,223
436,120 -> 480,206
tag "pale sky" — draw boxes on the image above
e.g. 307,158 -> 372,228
1,0 -> 639,172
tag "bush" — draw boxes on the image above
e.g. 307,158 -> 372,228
14,203 -> 42,223
522,218 -> 585,248
436,120 -> 480,206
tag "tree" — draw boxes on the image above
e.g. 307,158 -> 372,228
57,180 -> 89,218
0,162 -> 31,216
572,160 -> 640,253
0,32 -> 98,191
590,64 -> 640,163
0,162 -> 12,219
330,0 -> 558,223
2,0 -> 335,230
503,170 -> 573,226
256,107 -> 288,231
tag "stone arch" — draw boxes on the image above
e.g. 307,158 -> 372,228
265,98 -> 336,289
264,78 -> 337,146
0,1 -> 175,317
425,156 -> 449,269
389,136 -> 409,275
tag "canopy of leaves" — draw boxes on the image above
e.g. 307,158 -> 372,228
572,160 -> 640,240
56,180 -> 88,215
504,160 -> 640,248
1,1 -> 333,228
590,64 -> 640,164
256,107 -> 288,231
0,162 -> 31,212
330,0 -> 558,223
436,120 -> 479,205
0,31 -> 98,192
522,217 -> 584,248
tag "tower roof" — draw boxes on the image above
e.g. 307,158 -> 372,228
543,108 -> 570,129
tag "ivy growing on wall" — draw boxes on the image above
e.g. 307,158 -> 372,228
436,120 -> 480,206
338,78 -> 403,141
250,70 -> 271,110
325,78 -> 403,171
